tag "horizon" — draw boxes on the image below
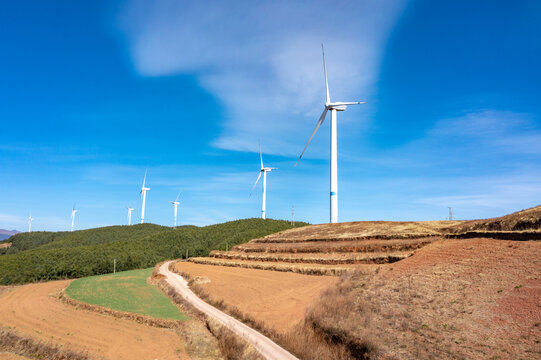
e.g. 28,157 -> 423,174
1,1 -> 540,231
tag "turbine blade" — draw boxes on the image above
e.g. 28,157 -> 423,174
296,107 -> 328,166
259,142 -> 264,169
250,171 -> 262,197
142,168 -> 147,188
175,191 -> 180,202
332,101 -> 366,106
322,44 -> 330,104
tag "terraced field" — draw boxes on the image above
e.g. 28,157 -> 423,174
189,220 -> 462,274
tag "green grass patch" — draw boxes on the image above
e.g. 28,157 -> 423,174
65,268 -> 187,321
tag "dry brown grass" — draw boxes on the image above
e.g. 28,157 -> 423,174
251,221 -> 462,244
446,230 -> 541,240
0,327 -> 91,360
449,205 -> 541,232
303,239 -> 541,359
209,250 -> 412,264
188,257 -> 356,275
0,242 -> 11,249
233,237 -> 435,253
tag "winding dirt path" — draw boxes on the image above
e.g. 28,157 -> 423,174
159,261 -> 299,360
0,280 -> 188,360
174,261 -> 338,333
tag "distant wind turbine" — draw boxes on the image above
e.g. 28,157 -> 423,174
251,144 -> 277,220
296,45 -> 365,223
126,207 -> 134,226
71,204 -> 78,232
170,192 -> 181,228
28,214 -> 34,233
140,170 -> 150,224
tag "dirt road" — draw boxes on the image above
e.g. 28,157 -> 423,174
174,261 -> 337,332
0,280 -> 188,360
159,261 -> 299,360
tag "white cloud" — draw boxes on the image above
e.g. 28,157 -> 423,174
115,0 -> 407,155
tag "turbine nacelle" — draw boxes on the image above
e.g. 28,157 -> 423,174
170,201 -> 180,205
326,101 -> 366,111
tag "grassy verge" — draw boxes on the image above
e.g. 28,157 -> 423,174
65,268 -> 187,321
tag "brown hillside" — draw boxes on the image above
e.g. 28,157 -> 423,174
306,238 -> 541,359
451,205 -> 541,232
190,221 -> 463,274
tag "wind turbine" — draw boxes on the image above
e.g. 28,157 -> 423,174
170,192 -> 180,228
28,214 -> 34,233
140,170 -> 150,224
251,144 -> 277,220
296,45 -> 365,223
126,207 -> 134,225
71,204 -> 78,232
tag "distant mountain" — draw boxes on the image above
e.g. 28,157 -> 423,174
0,229 -> 20,241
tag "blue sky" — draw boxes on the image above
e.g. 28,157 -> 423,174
1,0 -> 540,231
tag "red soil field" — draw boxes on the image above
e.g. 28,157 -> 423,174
174,261 -> 338,333
0,280 -> 189,360
319,238 -> 541,358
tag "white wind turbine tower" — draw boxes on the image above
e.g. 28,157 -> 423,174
140,170 -> 150,224
28,214 -> 34,233
71,204 -> 78,232
126,207 -> 134,225
251,144 -> 277,220
170,192 -> 181,228
296,45 -> 365,223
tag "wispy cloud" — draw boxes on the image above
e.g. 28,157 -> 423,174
116,0 -> 407,156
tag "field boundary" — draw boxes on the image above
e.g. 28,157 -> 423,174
445,231 -> 541,240
252,233 -> 440,243
160,261 -> 298,360
0,327 -> 92,360
59,288 -> 184,330
188,257 -> 353,276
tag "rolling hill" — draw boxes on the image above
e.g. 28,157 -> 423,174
0,218 -> 307,285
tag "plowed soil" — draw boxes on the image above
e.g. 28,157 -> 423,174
0,280 -> 188,360
174,262 -> 338,333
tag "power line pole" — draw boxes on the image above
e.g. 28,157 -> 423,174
291,205 -> 295,226
448,207 -> 453,221
114,259 -> 116,274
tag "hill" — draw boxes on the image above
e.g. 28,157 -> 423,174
0,218 -> 307,285
3,223 -> 169,255
0,229 -> 19,241
177,206 -> 541,359
450,205 -> 541,232
188,220 -> 463,275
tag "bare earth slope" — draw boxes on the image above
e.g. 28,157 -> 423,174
307,238 -> 541,359
0,280 -> 188,360
191,221 -> 464,275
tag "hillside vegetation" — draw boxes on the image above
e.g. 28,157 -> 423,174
450,205 -> 541,232
0,218 -> 307,285
2,224 -> 170,255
